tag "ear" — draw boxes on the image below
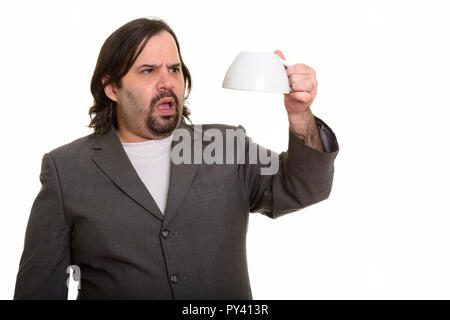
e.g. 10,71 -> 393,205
102,76 -> 119,102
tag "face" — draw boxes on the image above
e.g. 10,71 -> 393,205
105,31 -> 185,142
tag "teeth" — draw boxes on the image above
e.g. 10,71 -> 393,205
158,103 -> 171,110
159,100 -> 172,106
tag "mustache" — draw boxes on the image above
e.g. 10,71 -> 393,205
150,90 -> 180,110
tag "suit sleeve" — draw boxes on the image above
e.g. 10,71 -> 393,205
239,116 -> 339,218
14,153 -> 71,299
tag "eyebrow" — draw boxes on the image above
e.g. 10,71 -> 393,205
138,63 -> 181,70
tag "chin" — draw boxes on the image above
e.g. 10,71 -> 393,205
147,119 -> 178,137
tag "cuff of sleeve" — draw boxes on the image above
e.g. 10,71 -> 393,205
315,116 -> 339,153
288,116 -> 339,160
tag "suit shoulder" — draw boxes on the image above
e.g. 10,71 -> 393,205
47,133 -> 95,161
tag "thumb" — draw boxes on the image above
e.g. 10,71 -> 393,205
274,50 -> 286,61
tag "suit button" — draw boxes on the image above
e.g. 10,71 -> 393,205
170,274 -> 179,284
161,230 -> 169,238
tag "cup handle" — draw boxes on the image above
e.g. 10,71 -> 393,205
274,55 -> 291,93
275,54 -> 290,67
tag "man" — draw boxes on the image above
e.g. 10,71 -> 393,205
14,17 -> 339,299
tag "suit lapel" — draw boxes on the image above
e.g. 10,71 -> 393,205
162,122 -> 202,227
91,127 -> 164,222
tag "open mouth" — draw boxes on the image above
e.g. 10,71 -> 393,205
156,97 -> 176,115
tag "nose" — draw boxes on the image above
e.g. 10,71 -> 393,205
156,69 -> 174,91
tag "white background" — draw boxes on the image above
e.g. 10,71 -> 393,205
1,0 -> 449,299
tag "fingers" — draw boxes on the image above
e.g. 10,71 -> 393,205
287,91 -> 315,104
286,63 -> 317,97
273,53 -> 318,103
286,63 -> 315,77
274,50 -> 286,61
289,74 -> 317,92
288,73 -> 318,96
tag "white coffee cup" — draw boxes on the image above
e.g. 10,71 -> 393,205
222,51 -> 291,94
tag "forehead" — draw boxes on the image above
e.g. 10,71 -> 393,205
134,30 -> 180,64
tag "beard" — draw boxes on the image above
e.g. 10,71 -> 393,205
146,90 -> 181,136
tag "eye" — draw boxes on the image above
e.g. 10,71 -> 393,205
142,68 -> 154,74
170,66 -> 180,73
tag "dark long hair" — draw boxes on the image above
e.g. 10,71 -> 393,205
88,17 -> 192,136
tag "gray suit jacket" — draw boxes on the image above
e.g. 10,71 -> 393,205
14,118 -> 338,299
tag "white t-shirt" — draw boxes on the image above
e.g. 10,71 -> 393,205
121,133 -> 173,215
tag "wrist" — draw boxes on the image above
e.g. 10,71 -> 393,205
288,110 -> 324,152
288,109 -> 316,138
